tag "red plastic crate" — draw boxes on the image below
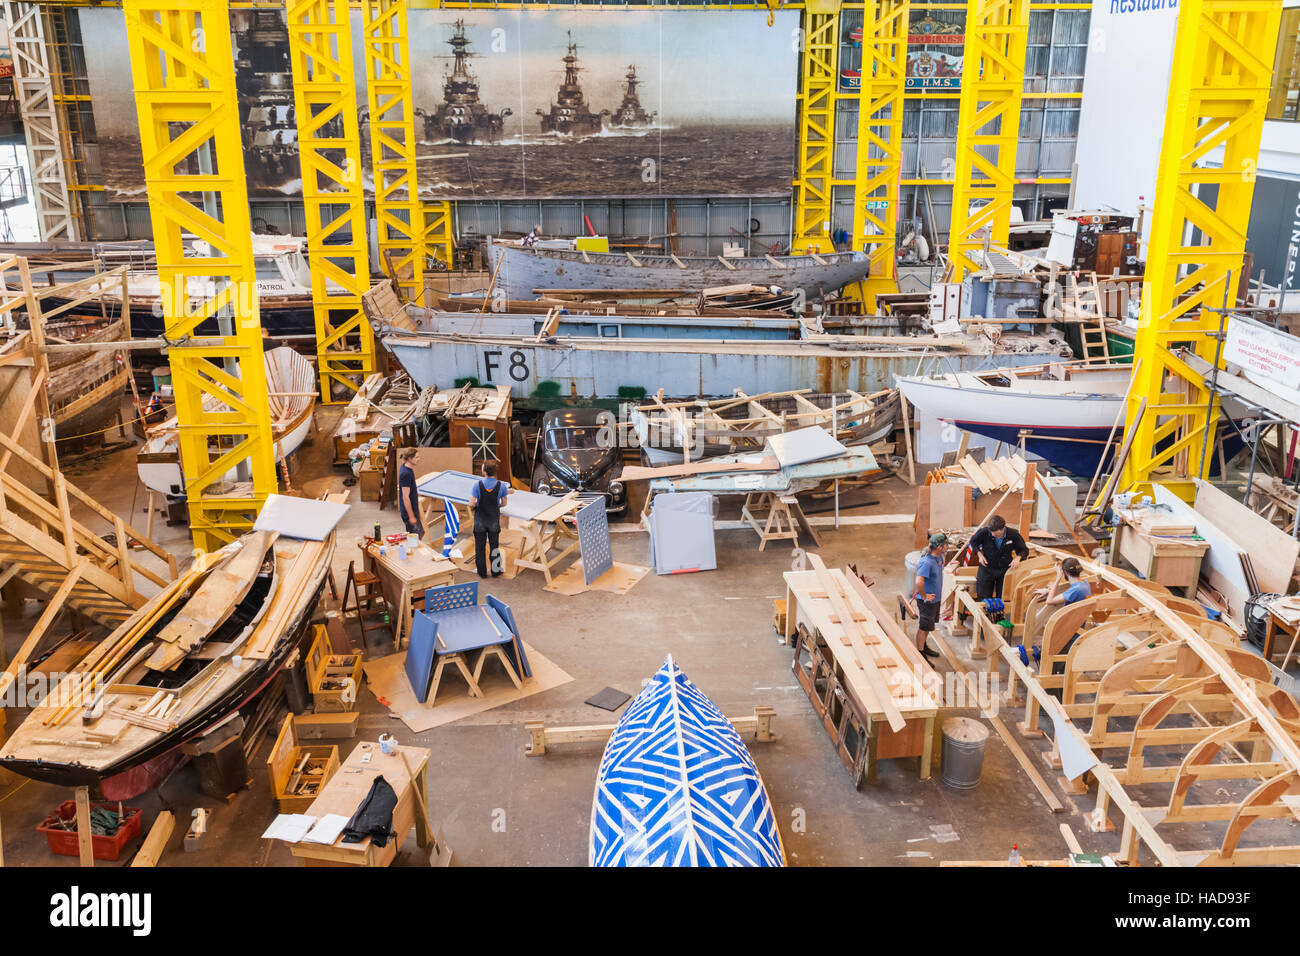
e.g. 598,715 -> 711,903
37,800 -> 142,862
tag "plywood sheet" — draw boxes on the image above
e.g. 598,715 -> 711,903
1194,479 -> 1298,595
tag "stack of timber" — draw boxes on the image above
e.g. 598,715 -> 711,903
631,387 -> 900,464
916,454 -> 1032,548
331,372 -> 430,464
954,552 -> 1300,866
0,500 -> 343,795
783,555 -> 941,786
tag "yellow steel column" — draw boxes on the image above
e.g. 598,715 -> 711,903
123,0 -> 277,552
946,0 -> 1030,281
853,0 -> 909,310
792,0 -> 841,255
362,0 -> 438,303
287,0 -> 373,403
1119,0 -> 1283,501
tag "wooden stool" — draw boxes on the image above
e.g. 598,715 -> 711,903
740,493 -> 807,551
429,652 -> 483,702
472,644 -> 523,690
341,560 -> 389,650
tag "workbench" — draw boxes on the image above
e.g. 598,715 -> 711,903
1109,520 -> 1208,596
782,568 -> 940,784
417,474 -> 584,585
363,540 -> 458,650
288,741 -> 431,867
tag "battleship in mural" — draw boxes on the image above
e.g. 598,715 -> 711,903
537,33 -> 605,136
485,239 -> 873,301
232,9 -> 301,191
426,18 -> 512,145
607,64 -> 657,129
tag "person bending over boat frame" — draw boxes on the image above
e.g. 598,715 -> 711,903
1022,556 -> 1092,670
911,533 -> 948,661
968,514 -> 1029,600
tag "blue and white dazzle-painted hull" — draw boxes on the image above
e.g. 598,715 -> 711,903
589,655 -> 785,867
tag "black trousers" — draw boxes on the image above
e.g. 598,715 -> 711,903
975,564 -> 1008,600
474,522 -> 501,577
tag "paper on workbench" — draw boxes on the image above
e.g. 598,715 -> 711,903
302,813 -> 349,845
262,814 -> 318,843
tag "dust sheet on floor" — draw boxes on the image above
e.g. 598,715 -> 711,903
362,641 -> 573,732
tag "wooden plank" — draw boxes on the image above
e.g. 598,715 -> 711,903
148,532 -> 274,660
74,787 -> 94,867
620,456 -> 778,482
1193,479 -> 1298,596
807,554 -> 906,732
130,811 -> 175,868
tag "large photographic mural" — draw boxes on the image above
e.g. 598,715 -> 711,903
82,6 -> 798,202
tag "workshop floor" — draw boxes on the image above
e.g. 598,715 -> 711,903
0,402 -> 1130,867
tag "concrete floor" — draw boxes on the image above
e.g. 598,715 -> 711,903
0,402 -> 1133,867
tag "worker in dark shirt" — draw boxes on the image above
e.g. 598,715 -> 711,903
967,514 -> 1029,600
397,448 -> 424,538
469,461 -> 509,578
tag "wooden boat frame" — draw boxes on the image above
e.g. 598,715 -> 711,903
953,549 -> 1300,866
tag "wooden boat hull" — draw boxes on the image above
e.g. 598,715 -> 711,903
32,314 -> 130,448
0,532 -> 334,796
898,368 -> 1246,477
590,656 -> 784,867
487,241 -> 871,302
0,588 -> 319,793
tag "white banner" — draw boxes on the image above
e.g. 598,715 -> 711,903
1224,316 -> 1300,400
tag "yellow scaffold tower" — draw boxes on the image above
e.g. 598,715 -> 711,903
287,0 -> 374,402
946,0 -> 1030,282
362,0 -> 453,305
852,0 -> 909,311
792,0 -> 841,255
123,0 -> 277,553
1120,0 -> 1283,501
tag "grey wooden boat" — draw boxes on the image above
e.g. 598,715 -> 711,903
486,239 -> 872,301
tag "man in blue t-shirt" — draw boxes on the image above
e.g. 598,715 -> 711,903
1025,556 -> 1093,667
912,533 -> 948,660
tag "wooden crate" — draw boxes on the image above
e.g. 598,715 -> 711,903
267,714 -> 340,813
357,461 -> 382,502
305,626 -> 362,714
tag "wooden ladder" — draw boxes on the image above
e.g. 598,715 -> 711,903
1069,271 -> 1110,364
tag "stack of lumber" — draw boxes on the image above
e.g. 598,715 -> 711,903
792,554 -> 937,729
927,453 -> 1030,494
917,454 -> 1031,548
1129,510 -> 1197,538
